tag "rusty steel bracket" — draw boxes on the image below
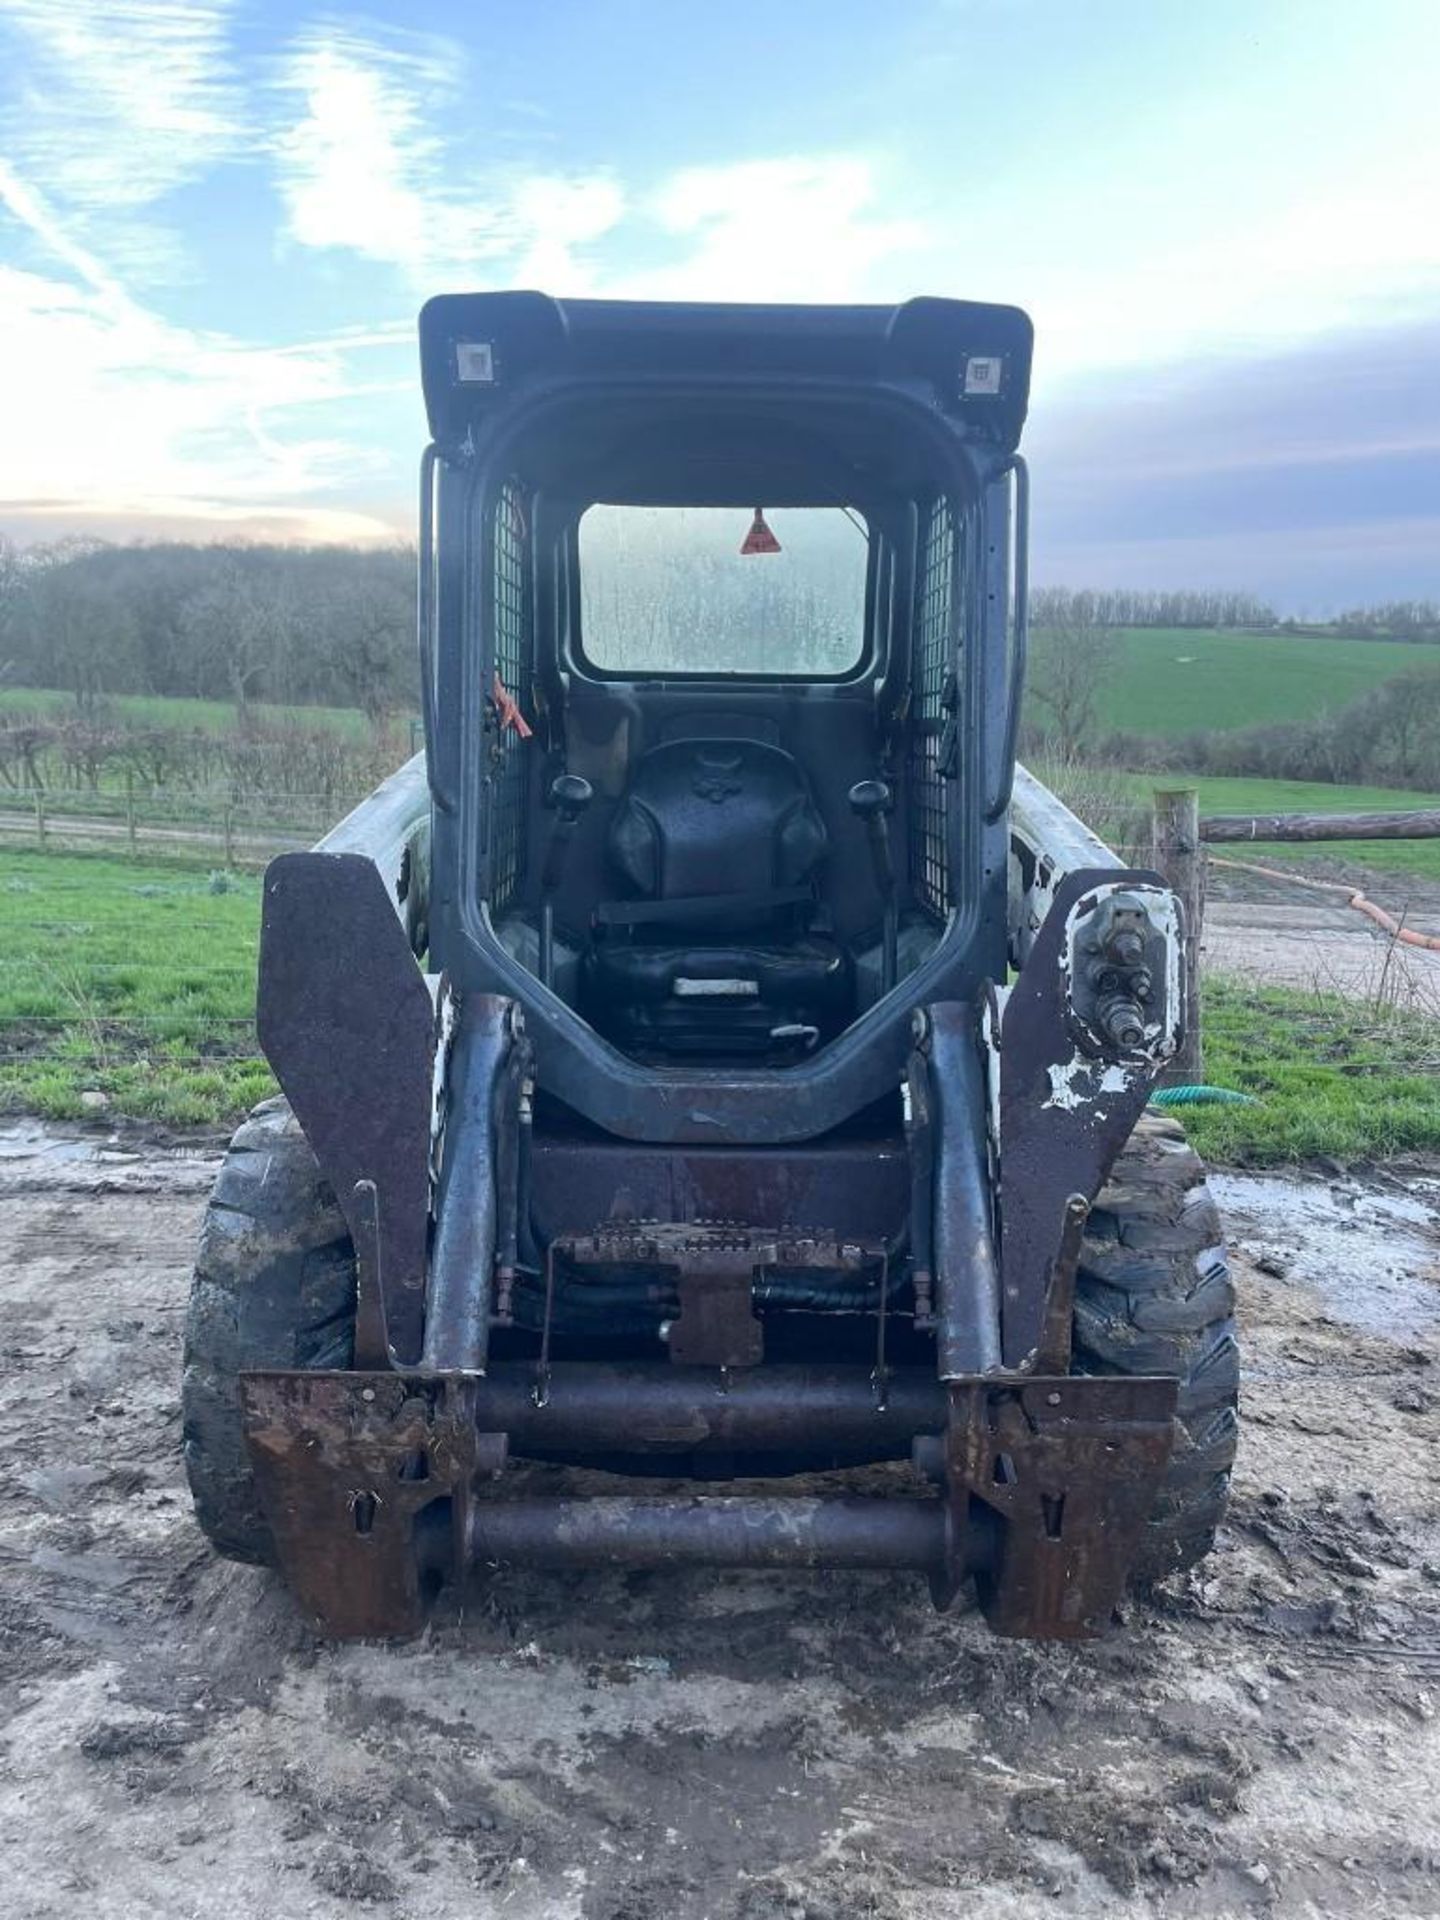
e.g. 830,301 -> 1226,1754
670,1262 -> 764,1367
241,1364 -> 1175,1641
550,1225 -> 768,1364
241,1371 -> 506,1638
258,853 -> 439,1366
348,1177 -> 390,1369
943,1374 -> 1178,1638
999,868 -> 1179,1368
553,1226 -> 887,1370
1033,1193 -> 1090,1376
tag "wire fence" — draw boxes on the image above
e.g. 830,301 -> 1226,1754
0,784 -> 375,866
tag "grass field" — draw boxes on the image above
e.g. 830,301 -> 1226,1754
1116,773 -> 1440,881
1083,627 -> 1440,736
6,625 -> 1440,749
1182,978 -> 1440,1165
3,844 -> 1436,1164
0,849 -> 273,1127
0,686 -> 371,738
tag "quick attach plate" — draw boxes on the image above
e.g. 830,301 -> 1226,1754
241,1371 -> 506,1638
944,1373 -> 1178,1638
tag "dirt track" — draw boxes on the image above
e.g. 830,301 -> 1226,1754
1203,900 -> 1440,999
2,1125 -> 1439,1919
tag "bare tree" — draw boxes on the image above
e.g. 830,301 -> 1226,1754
23,538 -> 126,713
1027,619 -> 1121,760
179,552 -> 300,722
0,720 -> 56,791
319,561 -> 415,727
0,536 -> 22,684
1030,586 -> 1274,630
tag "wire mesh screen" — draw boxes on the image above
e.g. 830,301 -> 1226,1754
487,479 -> 532,912
906,496 -> 960,917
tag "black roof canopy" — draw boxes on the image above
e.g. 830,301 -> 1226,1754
417,292 -> 1034,453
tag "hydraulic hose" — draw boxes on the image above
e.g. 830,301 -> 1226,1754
1150,1085 -> 1258,1108
509,1260 -> 909,1332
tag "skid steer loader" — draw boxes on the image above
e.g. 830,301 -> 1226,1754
182,294 -> 1237,1639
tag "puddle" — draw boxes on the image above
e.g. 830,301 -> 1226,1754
30,1544 -> 146,1591
0,1121 -> 108,1165
21,1465 -> 108,1512
0,1121 -> 220,1194
1213,1169 -> 1440,1340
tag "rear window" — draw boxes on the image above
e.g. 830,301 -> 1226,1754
578,505 -> 868,676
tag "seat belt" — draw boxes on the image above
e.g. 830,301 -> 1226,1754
593,885 -> 813,930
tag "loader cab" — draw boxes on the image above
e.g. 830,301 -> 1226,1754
419,294 -> 1032,1145
222,295 -> 1217,1639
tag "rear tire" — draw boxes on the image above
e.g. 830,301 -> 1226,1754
1072,1107 -> 1238,1584
181,1098 -> 357,1564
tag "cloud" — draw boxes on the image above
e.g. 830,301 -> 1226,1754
2,1 -> 1433,583
0,0 -> 246,279
622,156 -> 926,303
0,166 -> 405,539
0,0 -> 244,206
1008,117 -> 1440,388
0,158 -> 129,303
270,23 -> 624,288
268,30 -> 907,305
1031,518 -> 1440,616
0,499 -> 401,545
1028,322 -> 1440,607
270,25 -> 453,272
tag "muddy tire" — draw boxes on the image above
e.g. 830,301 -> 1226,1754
182,1098 -> 356,1564
1072,1107 -> 1238,1584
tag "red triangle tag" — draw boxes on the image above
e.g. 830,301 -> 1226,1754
740,508 -> 781,555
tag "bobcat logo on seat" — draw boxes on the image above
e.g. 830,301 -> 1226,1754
693,771 -> 742,804
691,751 -> 745,805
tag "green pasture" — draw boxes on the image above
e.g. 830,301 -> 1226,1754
0,686 -> 370,738
0,848 -> 273,1128
1038,626 -> 1440,737
1183,980 -> 1440,1166
7,625 -> 1439,748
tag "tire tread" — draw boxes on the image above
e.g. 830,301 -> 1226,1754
1073,1107 -> 1238,1584
181,1101 -> 356,1564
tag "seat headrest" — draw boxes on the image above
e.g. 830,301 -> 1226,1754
609,738 -> 827,901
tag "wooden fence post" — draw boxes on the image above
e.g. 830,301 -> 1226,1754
223,802 -> 234,869
125,771 -> 138,857
34,790 -> 46,849
1152,786 -> 1204,1083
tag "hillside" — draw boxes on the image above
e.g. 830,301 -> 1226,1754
1084,627 -> 1440,735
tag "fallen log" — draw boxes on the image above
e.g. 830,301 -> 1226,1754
1201,809 -> 1440,843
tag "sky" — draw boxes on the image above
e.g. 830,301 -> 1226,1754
0,0 -> 1437,609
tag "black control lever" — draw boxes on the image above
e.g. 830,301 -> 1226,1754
848,778 -> 897,995
539,773 -> 593,990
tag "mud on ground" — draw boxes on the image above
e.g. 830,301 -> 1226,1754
1,1127 -> 1438,1920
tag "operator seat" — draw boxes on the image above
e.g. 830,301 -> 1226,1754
584,737 -> 850,1058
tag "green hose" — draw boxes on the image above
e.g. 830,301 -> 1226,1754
1150,1084 -> 1258,1107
